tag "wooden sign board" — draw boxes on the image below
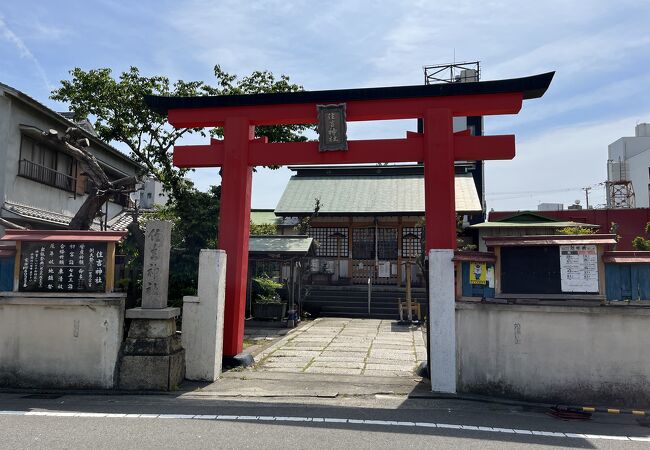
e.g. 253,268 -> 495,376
317,103 -> 348,151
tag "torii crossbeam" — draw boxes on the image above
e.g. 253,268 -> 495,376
145,72 -> 554,371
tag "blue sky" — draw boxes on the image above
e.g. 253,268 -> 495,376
2,0 -> 650,211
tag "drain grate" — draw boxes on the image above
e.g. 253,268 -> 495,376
547,407 -> 592,421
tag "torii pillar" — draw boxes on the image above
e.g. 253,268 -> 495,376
144,72 -> 554,392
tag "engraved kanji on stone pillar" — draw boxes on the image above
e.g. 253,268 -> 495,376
141,220 -> 172,309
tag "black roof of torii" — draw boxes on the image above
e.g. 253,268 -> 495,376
145,72 -> 555,115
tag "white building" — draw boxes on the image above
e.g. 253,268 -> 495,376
607,123 -> 650,208
0,82 -> 143,235
139,177 -> 169,209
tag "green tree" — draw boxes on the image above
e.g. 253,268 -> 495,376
51,65 -> 313,200
139,185 -> 222,304
53,65 -> 312,301
632,222 -> 650,251
250,222 -> 278,235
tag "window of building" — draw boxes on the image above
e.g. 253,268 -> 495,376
377,228 -> 398,259
352,228 -> 374,259
19,134 -> 76,192
402,227 -> 423,258
308,227 -> 349,257
351,227 -> 400,260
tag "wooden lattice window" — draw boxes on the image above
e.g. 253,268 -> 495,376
352,228 -> 374,259
307,227 -> 349,257
402,227 -> 423,258
377,228 -> 397,259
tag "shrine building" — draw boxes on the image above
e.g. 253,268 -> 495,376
274,164 -> 482,287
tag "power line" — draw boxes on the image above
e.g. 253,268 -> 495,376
487,182 -> 605,198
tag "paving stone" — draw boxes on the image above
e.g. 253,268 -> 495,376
363,369 -> 416,378
328,339 -> 372,344
321,347 -> 367,353
326,345 -> 370,351
305,366 -> 363,375
261,361 -> 310,369
281,346 -> 325,352
272,350 -> 321,357
260,367 -> 305,373
372,343 -> 413,350
369,350 -> 415,360
310,361 -> 365,369
364,362 -> 416,372
264,356 -> 313,362
320,351 -> 368,359
316,355 -> 367,362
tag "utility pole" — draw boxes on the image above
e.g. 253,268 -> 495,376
583,187 -> 591,209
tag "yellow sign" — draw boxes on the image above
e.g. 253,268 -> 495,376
469,262 -> 487,285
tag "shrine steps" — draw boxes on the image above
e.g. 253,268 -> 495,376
302,285 -> 427,320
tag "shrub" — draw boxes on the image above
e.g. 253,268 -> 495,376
252,275 -> 284,304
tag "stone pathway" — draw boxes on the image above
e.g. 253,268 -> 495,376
254,318 -> 427,377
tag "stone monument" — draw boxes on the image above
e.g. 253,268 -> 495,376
118,220 -> 185,390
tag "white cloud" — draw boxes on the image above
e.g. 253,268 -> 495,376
0,17 -> 53,91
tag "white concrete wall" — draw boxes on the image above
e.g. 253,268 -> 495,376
456,302 -> 650,406
428,249 -> 456,393
0,293 -> 125,389
182,249 -> 227,381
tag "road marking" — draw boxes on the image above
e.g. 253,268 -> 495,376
1,410 -> 648,442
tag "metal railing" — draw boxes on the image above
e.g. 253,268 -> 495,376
18,159 -> 76,192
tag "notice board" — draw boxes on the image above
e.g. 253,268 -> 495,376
19,241 -> 107,293
559,244 -> 598,293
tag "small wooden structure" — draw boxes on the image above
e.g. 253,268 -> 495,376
483,234 -> 617,300
247,235 -> 315,318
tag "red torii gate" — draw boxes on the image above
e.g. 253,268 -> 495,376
145,72 -> 554,359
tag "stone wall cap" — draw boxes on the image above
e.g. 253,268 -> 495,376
126,307 -> 181,319
456,301 -> 650,315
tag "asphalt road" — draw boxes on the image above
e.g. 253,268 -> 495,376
1,392 -> 649,449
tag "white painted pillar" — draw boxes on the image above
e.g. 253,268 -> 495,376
428,249 -> 457,393
182,249 -> 227,381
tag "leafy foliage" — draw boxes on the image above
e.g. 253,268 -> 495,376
250,222 -> 278,235
252,275 -> 284,304
557,226 -> 596,235
53,65 -> 313,304
51,65 -> 313,200
632,222 -> 650,251
456,214 -> 477,251
140,185 -> 221,305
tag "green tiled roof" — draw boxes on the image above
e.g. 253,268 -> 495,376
471,220 -> 600,229
250,209 -> 280,226
249,235 -> 314,255
275,173 -> 481,215
472,212 -> 600,229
